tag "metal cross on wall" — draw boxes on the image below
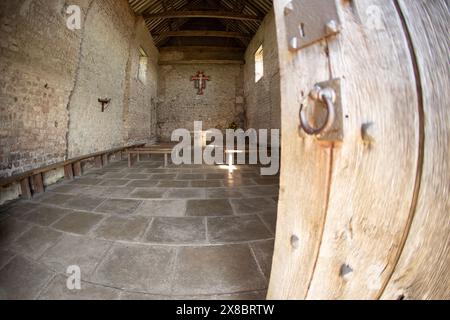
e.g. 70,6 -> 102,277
191,71 -> 210,95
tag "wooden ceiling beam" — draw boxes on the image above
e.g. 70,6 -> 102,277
152,30 -> 251,40
144,10 -> 262,21
159,59 -> 245,65
159,46 -> 245,52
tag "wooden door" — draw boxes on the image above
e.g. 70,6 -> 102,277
269,0 -> 449,300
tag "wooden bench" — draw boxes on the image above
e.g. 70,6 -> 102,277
0,143 -> 144,200
126,143 -> 176,168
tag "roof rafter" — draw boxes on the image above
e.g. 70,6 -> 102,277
144,10 -> 262,21
152,30 -> 251,40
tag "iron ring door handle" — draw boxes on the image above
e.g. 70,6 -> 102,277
299,86 -> 336,136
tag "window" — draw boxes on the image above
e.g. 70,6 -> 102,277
255,44 -> 264,83
138,47 -> 148,83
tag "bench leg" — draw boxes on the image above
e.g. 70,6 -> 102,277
95,156 -> 103,168
73,162 -> 82,177
137,153 -> 141,162
102,154 -> 109,166
31,173 -> 45,194
164,154 -> 168,167
128,153 -> 137,168
20,178 -> 32,200
64,164 -> 74,180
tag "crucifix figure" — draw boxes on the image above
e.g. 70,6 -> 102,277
191,71 -> 210,95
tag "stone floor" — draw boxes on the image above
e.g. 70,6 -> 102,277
0,156 -> 279,300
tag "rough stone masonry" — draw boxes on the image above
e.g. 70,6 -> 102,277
0,0 -> 280,205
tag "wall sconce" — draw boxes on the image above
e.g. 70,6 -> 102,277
98,98 -> 111,112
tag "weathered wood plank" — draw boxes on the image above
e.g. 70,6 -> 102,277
64,164 -> 74,181
31,173 -> 44,194
19,178 -> 32,200
267,0 -> 332,300
102,154 -> 109,166
73,162 -> 82,177
128,153 -> 136,168
306,0 -> 419,299
94,156 -> 103,168
0,144 -> 144,187
159,60 -> 245,65
144,10 -> 262,21
153,31 -> 251,40
381,0 -> 450,300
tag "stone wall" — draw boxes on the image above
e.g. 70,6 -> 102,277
67,0 -> 158,157
123,18 -> 159,146
157,63 -> 244,141
0,0 -> 83,178
243,10 -> 281,131
0,0 -> 158,204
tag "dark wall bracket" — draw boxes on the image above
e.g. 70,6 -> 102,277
98,98 -> 111,112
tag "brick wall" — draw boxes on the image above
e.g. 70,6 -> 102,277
243,11 -> 281,131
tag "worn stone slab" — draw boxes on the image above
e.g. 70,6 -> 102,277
92,243 -> 175,294
135,200 -> 186,217
145,217 -> 206,244
38,274 -> 121,300
15,205 -> 72,227
95,199 -> 142,215
240,173 -> 262,179
250,240 -> 275,280
127,180 -> 160,188
239,186 -> 279,197
207,173 -> 233,180
39,234 -> 111,277
151,174 -> 177,180
176,174 -> 205,180
99,179 -> 130,187
253,178 -> 280,185
124,173 -> 151,180
50,184 -> 87,194
1,202 -> 36,215
38,193 -> 77,206
52,211 -> 104,235
172,245 -> 267,295
92,216 -> 150,241
12,226 -> 63,260
76,186 -> 107,197
100,187 -> 135,198
166,188 -> 206,199
70,178 -> 103,186
186,199 -> 233,217
206,188 -> 243,199
258,212 -> 277,235
102,172 -> 127,179
207,215 -> 273,243
222,178 -> 257,187
129,188 -> 168,199
0,256 -> 54,300
0,218 -> 32,247
191,180 -> 223,188
0,249 -> 16,270
230,198 -> 277,214
158,180 -> 190,188
63,195 -> 106,211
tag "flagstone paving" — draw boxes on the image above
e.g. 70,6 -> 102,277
0,157 -> 279,300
